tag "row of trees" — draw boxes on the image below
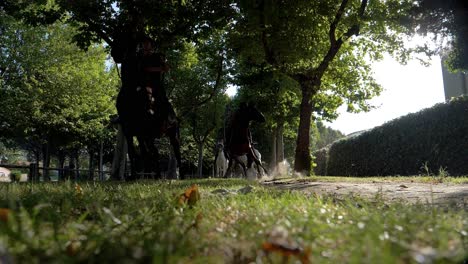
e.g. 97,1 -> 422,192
0,14 -> 119,178
1,0 -> 465,177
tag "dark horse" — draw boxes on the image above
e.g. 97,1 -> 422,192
224,102 -> 268,178
116,36 -> 181,180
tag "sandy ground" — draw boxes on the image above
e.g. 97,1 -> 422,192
262,178 -> 468,208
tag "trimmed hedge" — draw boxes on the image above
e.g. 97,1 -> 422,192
313,96 -> 468,176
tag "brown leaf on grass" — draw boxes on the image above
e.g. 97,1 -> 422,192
178,184 -> 200,207
65,240 -> 81,256
262,241 -> 303,256
262,226 -> 310,264
75,183 -> 84,197
262,242 -> 310,264
0,208 -> 11,222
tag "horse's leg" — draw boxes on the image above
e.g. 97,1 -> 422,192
246,153 -> 258,179
251,149 -> 268,176
248,149 -> 267,178
224,157 -> 234,178
248,153 -> 262,178
168,126 -> 182,179
138,136 -> 160,179
126,135 -> 137,181
234,156 -> 247,178
222,158 -> 228,178
151,139 -> 161,179
215,158 -> 220,178
136,136 -> 148,179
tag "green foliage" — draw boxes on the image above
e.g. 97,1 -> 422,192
0,16 -> 118,156
232,0 -> 420,173
310,122 -> 344,175
320,96 -> 468,176
233,69 -> 301,162
232,0 -> 413,115
0,180 -> 466,262
166,29 -> 232,173
313,148 -> 329,176
313,121 -> 346,150
8,171 -> 21,182
409,0 -> 468,72
1,0 -> 235,54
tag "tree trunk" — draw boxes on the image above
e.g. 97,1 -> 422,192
88,150 -> 95,181
111,124 -> 127,180
294,88 -> 314,175
58,151 -> 65,181
75,151 -> 80,179
99,140 -> 104,181
276,123 -> 284,162
41,142 -> 51,181
270,128 -> 277,172
197,142 -> 204,178
68,156 -> 76,181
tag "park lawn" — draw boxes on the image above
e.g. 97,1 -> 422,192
0,178 -> 466,263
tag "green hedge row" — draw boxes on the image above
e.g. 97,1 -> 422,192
313,96 -> 468,176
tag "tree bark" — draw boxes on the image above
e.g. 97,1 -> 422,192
41,142 -> 51,181
269,128 -> 277,172
58,150 -> 65,181
111,124 -> 127,180
276,123 -> 284,162
88,150 -> 95,181
294,87 -> 314,175
99,140 -> 104,180
197,142 -> 204,178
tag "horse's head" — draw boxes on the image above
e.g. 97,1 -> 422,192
239,102 -> 266,123
216,141 -> 224,150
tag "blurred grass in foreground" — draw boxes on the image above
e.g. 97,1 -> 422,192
0,179 -> 466,263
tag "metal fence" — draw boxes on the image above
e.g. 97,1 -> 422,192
0,163 -> 111,182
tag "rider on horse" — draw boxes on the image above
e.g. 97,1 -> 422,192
137,36 -> 177,132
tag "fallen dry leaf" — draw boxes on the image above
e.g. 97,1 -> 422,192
262,242 -> 310,264
65,240 -> 81,256
0,208 -> 11,222
262,226 -> 310,264
75,183 -> 84,197
262,241 -> 303,256
178,184 -> 200,207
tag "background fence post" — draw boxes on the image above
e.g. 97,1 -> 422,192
29,163 -> 38,182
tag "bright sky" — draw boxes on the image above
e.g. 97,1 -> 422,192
325,55 -> 445,135
226,54 -> 446,135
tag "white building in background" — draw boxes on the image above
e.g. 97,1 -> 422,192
441,59 -> 468,101
0,167 -> 11,182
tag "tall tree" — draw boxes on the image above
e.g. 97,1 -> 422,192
0,16 -> 118,178
234,0 -> 418,175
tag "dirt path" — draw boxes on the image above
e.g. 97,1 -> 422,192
262,178 -> 468,208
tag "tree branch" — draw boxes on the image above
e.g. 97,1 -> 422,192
310,0 -> 368,82
180,54 -> 224,120
259,0 -> 277,66
329,0 -> 350,46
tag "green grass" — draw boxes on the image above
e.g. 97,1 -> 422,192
0,179 -> 467,263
